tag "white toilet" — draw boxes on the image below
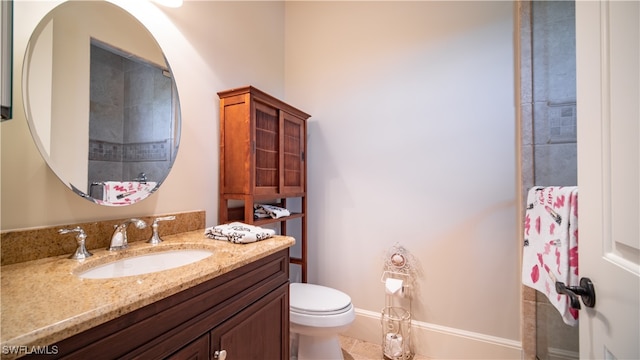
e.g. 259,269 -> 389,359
290,282 -> 355,360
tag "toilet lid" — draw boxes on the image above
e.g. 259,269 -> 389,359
290,283 -> 352,315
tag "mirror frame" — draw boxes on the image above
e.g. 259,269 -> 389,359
1,0 -> 12,121
22,1 -> 181,206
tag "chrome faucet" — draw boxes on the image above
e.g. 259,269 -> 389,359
147,216 -> 176,245
58,226 -> 93,260
108,218 -> 147,251
135,172 -> 148,184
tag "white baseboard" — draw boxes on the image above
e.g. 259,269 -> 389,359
547,347 -> 579,360
342,308 -> 523,359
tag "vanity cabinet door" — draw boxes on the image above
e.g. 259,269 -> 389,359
210,283 -> 289,360
167,334 -> 209,360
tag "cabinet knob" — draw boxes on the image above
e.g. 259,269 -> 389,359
214,350 -> 227,360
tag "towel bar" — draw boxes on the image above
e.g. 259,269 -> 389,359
555,277 -> 596,309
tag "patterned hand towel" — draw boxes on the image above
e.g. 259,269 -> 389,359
254,204 -> 291,219
522,186 -> 579,325
204,222 -> 275,244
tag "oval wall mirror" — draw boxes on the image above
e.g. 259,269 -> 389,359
23,1 -> 181,206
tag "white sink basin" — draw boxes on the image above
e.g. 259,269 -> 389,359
77,249 -> 214,279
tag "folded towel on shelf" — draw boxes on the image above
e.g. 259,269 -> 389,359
254,210 -> 271,219
101,181 -> 157,205
522,186 -> 579,326
254,204 -> 290,219
204,222 -> 275,244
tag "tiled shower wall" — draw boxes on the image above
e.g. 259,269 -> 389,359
88,44 -> 174,197
520,1 -> 578,359
531,1 -> 577,188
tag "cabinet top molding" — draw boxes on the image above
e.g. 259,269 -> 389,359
218,85 -> 311,120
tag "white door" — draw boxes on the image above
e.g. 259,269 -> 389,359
576,1 -> 640,359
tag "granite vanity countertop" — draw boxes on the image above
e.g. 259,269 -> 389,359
0,230 -> 294,352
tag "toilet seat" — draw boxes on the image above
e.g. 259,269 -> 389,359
289,283 -> 355,359
290,283 -> 355,329
290,283 -> 352,315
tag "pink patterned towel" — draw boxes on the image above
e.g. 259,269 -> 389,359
522,186 -> 579,326
100,181 -> 157,206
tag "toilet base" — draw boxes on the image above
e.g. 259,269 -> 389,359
295,333 -> 343,360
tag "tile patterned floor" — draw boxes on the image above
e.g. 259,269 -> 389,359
340,335 -> 429,360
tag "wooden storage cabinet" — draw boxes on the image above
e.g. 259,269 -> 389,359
218,86 -> 310,282
37,250 -> 290,359
218,86 -> 308,197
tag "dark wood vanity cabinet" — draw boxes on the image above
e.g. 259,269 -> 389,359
168,284 -> 288,360
36,250 -> 290,360
218,86 -> 310,282
167,335 -> 209,360
210,285 -> 288,359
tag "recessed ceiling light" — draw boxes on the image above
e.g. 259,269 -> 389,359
151,0 -> 183,8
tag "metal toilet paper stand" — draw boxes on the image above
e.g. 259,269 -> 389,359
381,244 -> 416,360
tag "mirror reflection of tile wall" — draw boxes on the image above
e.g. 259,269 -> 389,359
88,44 -> 173,197
531,1 -> 577,188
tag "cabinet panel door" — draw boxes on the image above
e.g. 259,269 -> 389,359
281,112 -> 305,195
167,334 -> 209,360
211,284 -> 289,360
254,101 -> 280,195
221,93 -> 252,195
